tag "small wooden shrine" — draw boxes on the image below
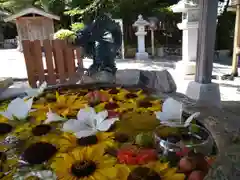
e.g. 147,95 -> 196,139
4,7 -> 60,51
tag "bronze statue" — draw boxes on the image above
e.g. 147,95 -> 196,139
73,13 -> 122,78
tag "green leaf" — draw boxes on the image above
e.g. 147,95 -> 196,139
190,124 -> 200,133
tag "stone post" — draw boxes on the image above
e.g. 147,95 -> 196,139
133,15 -> 149,60
186,0 -> 221,107
171,0 -> 200,75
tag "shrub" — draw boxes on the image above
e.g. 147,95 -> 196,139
71,22 -> 85,32
53,29 -> 76,42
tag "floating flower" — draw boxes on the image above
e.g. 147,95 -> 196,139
114,89 -> 145,102
24,81 -> 47,98
155,98 -> 200,127
0,97 -> 33,121
117,147 -> 158,165
44,110 -> 66,124
62,107 -> 119,138
144,162 -> 186,180
50,92 -> 87,117
136,99 -> 162,113
33,92 -> 87,117
85,90 -> 110,105
14,170 -> 57,180
162,167 -> 186,180
77,132 -> 116,148
115,164 -> 131,180
51,146 -> 117,180
44,131 -> 116,153
155,98 -> 183,126
127,167 -> 161,180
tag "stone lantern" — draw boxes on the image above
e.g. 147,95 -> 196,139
133,15 -> 149,60
171,0 -> 200,75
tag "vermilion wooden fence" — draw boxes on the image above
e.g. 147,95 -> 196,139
22,39 -> 83,88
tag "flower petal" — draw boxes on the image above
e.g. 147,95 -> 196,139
7,98 -> 33,119
62,119 -> 90,133
77,107 -> 96,120
95,110 -> 108,126
162,98 -> 182,116
45,111 -> 66,124
25,82 -> 47,98
77,107 -> 96,128
75,130 -> 97,138
0,111 -> 13,120
155,98 -> 182,122
97,118 -> 118,132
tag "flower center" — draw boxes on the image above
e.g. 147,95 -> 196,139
127,167 -> 161,180
77,135 -> 98,146
0,123 -> 13,135
71,160 -> 97,178
125,93 -> 138,99
109,88 -> 120,94
105,102 -> 119,110
138,101 -> 153,108
23,142 -> 57,165
32,125 -> 52,136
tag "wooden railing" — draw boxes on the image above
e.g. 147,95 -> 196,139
22,39 -> 83,88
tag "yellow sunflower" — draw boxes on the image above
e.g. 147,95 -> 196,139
114,89 -> 146,102
145,161 -> 186,180
135,99 -> 162,113
94,99 -> 136,113
115,164 -> 131,180
0,116 -> 8,123
33,92 -> 87,117
51,145 -> 117,180
29,110 -> 47,123
41,132 -> 116,154
12,122 -> 61,142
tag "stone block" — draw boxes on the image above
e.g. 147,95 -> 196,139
139,70 -> 177,93
186,81 -> 221,108
116,69 -> 140,85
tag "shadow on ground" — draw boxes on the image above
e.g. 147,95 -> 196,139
222,101 -> 240,116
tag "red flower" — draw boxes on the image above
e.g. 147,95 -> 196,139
176,147 -> 190,157
117,148 -> 158,165
107,110 -> 120,118
86,91 -> 109,102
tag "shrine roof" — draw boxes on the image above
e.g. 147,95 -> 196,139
4,7 -> 60,22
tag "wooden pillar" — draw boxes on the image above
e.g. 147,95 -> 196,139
195,0 -> 219,84
231,4 -> 240,75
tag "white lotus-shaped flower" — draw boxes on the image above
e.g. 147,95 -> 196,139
25,81 -> 47,98
44,109 -> 66,124
0,97 -> 33,120
155,98 -> 200,127
62,107 -> 119,138
14,170 -> 57,180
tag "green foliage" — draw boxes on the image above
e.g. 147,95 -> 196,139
216,11 -> 235,50
71,22 -> 85,32
53,29 -> 76,42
